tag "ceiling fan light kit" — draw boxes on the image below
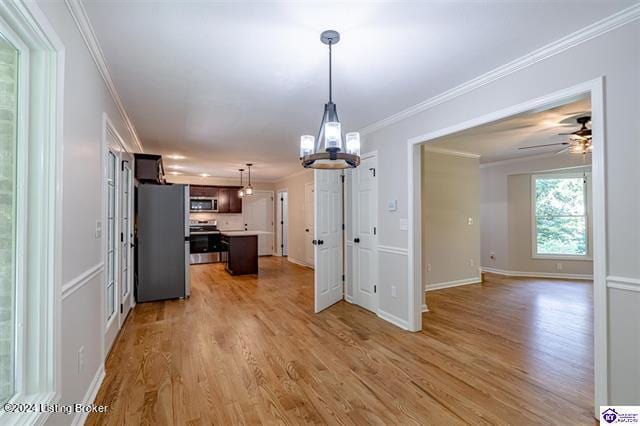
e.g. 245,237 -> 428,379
300,30 -> 361,169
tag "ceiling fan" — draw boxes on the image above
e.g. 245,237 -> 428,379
518,115 -> 592,154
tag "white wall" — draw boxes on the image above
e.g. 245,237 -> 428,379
361,21 -> 640,403
33,2 -> 140,424
422,150 -> 480,288
481,154 -> 593,276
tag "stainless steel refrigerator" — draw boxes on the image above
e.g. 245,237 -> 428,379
136,183 -> 190,302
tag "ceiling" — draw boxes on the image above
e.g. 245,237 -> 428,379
83,1 -> 630,180
428,97 -> 592,163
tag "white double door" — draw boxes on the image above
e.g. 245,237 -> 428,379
351,155 -> 378,313
104,127 -> 134,355
314,170 -> 343,313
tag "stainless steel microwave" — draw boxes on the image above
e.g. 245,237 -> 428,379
190,197 -> 218,212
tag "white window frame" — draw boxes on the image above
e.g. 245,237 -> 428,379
0,1 -> 64,425
531,171 -> 593,261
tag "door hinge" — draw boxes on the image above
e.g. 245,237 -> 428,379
373,227 -> 377,235
341,223 -> 345,231
369,167 -> 376,177
342,274 -> 345,282
121,160 -> 127,171
281,221 -> 284,225
120,303 -> 123,314
374,285 -> 377,293
341,175 -> 345,183
120,232 -> 124,242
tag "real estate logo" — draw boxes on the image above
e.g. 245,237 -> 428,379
600,406 -> 640,424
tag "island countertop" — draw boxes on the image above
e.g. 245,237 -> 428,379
220,231 -> 260,237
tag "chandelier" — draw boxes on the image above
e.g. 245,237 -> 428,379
300,30 -> 360,169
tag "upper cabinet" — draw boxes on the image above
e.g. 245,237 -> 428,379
191,185 -> 242,213
134,153 -> 165,184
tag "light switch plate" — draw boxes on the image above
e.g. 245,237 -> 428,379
399,218 -> 408,231
387,200 -> 398,211
95,220 -> 102,239
468,217 -> 474,225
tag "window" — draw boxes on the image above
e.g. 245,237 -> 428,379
532,172 -> 591,258
0,32 -> 18,406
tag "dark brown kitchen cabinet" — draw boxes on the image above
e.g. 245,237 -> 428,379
190,185 -> 219,198
218,188 -> 230,213
222,234 -> 258,275
229,188 -> 242,213
134,153 -> 165,184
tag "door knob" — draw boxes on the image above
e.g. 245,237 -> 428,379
305,229 -> 309,232
354,238 -> 360,243
318,240 -> 324,245
312,239 -> 318,245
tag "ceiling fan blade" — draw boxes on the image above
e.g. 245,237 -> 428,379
554,146 -> 570,155
518,142 -> 569,150
558,132 -> 575,135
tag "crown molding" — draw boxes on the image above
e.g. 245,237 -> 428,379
360,3 -> 640,136
64,0 -> 144,153
424,147 -> 480,159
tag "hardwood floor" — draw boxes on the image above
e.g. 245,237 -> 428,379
88,259 -> 594,425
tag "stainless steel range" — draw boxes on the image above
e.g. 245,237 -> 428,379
189,220 -> 227,264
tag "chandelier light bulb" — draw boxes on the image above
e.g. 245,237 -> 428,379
324,122 -> 342,150
345,132 -> 360,156
300,135 -> 315,158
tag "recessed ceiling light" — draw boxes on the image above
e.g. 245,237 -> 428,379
167,164 -> 184,170
169,171 -> 182,175
200,173 -> 210,177
166,154 -> 186,160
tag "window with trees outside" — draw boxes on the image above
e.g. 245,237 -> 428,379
532,172 -> 591,258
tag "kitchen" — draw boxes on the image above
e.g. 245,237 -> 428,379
134,154 -> 275,302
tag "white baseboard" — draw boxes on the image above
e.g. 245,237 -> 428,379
376,309 -> 410,330
72,364 -> 105,426
287,257 -> 314,269
422,303 -> 429,312
345,294 -> 354,304
481,267 -> 593,281
425,276 -> 482,292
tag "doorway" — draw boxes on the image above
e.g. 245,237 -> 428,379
406,78 -> 606,415
103,115 -> 135,355
276,189 -> 288,257
242,190 -> 274,256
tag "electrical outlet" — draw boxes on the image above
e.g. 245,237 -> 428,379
95,221 -> 102,239
78,346 -> 85,374
490,252 -> 496,261
427,263 -> 432,272
391,285 -> 397,298
556,262 -> 563,271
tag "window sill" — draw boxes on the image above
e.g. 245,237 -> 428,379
532,255 -> 593,261
0,391 -> 60,426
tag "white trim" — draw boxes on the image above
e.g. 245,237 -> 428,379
360,4 -> 640,136
61,263 -> 104,300
64,0 -> 143,153
345,295 -> 355,304
607,276 -> 640,293
423,147 -> 481,159
407,78 -> 608,413
287,256 -> 313,269
422,304 -> 429,313
376,309 -> 410,331
0,2 -> 64,424
425,277 -> 483,292
377,245 -> 408,256
481,267 -> 593,281
71,364 -> 105,426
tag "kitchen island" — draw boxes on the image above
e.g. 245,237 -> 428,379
220,231 -> 259,275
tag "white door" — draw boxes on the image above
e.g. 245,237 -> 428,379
352,155 -> 378,312
304,182 -> 315,267
104,138 -> 120,353
277,191 -> 288,256
314,170 -> 343,313
243,190 -> 274,256
119,154 -> 134,324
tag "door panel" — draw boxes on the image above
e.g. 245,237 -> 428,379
314,170 -> 343,313
104,137 -> 120,354
353,155 -> 378,312
120,153 -> 134,324
243,191 -> 274,255
304,182 -> 315,267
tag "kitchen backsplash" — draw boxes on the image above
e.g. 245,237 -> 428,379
190,212 -> 244,231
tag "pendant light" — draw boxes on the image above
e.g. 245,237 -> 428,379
300,30 -> 360,169
238,168 -> 245,198
244,163 -> 254,196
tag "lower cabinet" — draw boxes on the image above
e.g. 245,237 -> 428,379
222,235 -> 258,275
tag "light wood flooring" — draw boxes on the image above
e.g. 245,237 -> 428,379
88,258 -> 594,425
